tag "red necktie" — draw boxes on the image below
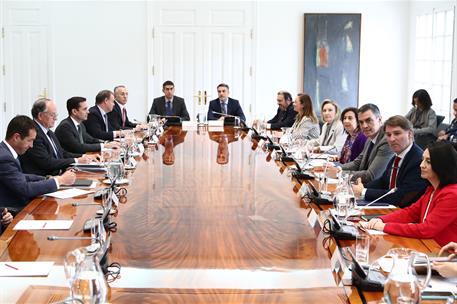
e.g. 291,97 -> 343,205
389,156 -> 401,189
122,108 -> 127,128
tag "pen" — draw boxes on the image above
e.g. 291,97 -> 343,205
4,263 -> 18,270
42,222 -> 47,228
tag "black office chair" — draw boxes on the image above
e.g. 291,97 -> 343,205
436,115 -> 445,128
415,115 -> 445,149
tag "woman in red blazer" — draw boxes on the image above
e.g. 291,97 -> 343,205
364,141 -> 457,246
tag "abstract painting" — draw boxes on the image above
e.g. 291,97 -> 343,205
304,14 -> 361,115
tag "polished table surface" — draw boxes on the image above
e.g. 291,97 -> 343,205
0,127 -> 442,303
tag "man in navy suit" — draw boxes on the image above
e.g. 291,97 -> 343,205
84,90 -> 122,141
56,96 -> 119,154
207,83 -> 246,121
0,116 -> 75,212
20,98 -> 94,176
352,115 -> 428,208
149,81 -> 190,121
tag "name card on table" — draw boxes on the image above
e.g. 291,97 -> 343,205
182,121 -> 198,130
307,208 -> 319,227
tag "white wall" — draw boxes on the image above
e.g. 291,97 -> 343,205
255,1 -> 411,121
2,0 -> 412,129
49,1 -> 148,122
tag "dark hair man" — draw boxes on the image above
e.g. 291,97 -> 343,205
352,115 -> 428,208
148,80 -> 190,121
340,103 -> 394,183
0,116 -> 75,212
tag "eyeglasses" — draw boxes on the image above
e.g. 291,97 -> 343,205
43,111 -> 58,119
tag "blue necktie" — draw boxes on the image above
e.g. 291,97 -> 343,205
166,101 -> 173,116
221,102 -> 227,114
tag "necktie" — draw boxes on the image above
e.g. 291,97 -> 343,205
389,156 -> 401,189
47,130 -> 60,158
365,141 -> 375,160
122,108 -> 127,128
103,114 -> 108,132
14,157 -> 22,171
165,101 -> 173,116
221,102 -> 227,114
77,125 -> 84,144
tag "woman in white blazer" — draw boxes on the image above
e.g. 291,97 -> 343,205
308,99 -> 346,153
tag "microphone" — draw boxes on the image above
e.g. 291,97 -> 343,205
358,188 -> 397,208
158,115 -> 181,119
211,111 -> 239,118
47,236 -> 96,241
72,202 -> 100,207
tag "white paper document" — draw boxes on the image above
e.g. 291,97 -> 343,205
208,120 -> 224,127
0,262 -> 55,277
182,121 -> 198,130
45,188 -> 94,199
14,220 -> 73,230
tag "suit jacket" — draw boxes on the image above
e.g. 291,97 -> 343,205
267,103 -> 296,129
365,143 -> 428,208
148,96 -> 190,121
308,120 -> 346,153
341,128 -> 394,184
55,117 -> 103,154
84,106 -> 115,141
207,98 -> 246,122
19,121 -> 81,176
108,101 -> 137,130
0,142 -> 57,211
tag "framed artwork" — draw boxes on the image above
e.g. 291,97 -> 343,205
303,13 -> 361,115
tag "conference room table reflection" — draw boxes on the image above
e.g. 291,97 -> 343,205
1,126 -> 347,303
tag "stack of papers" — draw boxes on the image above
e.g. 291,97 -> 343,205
45,188 -> 94,199
13,220 -> 73,230
0,262 -> 54,276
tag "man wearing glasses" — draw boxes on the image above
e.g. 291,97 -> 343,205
19,98 -> 93,176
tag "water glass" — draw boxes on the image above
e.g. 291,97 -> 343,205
356,234 -> 370,265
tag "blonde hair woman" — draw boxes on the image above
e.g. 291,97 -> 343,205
308,99 -> 346,152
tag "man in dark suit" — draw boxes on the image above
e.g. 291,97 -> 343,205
56,96 -> 119,154
207,83 -> 246,121
109,85 -> 145,130
84,90 -> 122,141
341,103 -> 394,184
20,98 -> 94,176
267,91 -> 296,129
149,80 -> 190,121
352,115 -> 428,208
0,116 -> 75,212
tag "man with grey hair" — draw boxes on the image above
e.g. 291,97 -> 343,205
352,115 -> 427,208
340,103 -> 394,183
108,85 -> 143,130
19,98 -> 93,176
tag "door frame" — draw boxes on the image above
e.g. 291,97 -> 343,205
146,1 -> 257,122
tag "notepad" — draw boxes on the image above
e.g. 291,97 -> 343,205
13,220 -> 73,230
60,179 -> 96,189
0,262 -> 54,277
45,188 -> 94,199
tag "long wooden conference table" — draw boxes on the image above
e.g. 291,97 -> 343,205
0,126 -> 442,303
